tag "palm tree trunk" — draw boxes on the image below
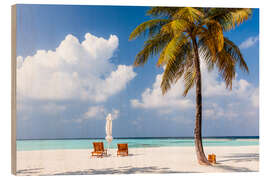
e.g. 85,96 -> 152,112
192,37 -> 211,166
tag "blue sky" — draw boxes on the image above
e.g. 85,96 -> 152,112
16,5 -> 259,139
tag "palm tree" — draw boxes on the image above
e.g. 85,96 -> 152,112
129,7 -> 252,165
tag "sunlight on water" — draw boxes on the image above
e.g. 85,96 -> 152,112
16,137 -> 259,151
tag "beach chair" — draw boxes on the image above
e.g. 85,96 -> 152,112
117,144 -> 128,156
208,154 -> 216,164
91,142 -> 107,158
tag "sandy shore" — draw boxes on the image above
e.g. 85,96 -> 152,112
16,146 -> 259,175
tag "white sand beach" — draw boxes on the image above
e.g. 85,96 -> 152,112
16,145 -> 259,175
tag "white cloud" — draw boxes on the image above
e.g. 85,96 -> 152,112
130,73 -> 194,113
41,103 -> 66,114
17,56 -> 23,69
203,103 -> 237,121
200,62 -> 253,99
82,107 -> 119,120
131,60 -> 259,122
17,33 -> 136,102
111,109 -> 120,120
251,88 -> 259,108
83,106 -> 105,119
74,106 -> 120,123
93,65 -> 136,102
239,35 -> 259,49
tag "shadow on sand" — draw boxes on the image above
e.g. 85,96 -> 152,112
16,168 -> 44,175
217,153 -> 259,163
214,153 -> 259,172
90,153 -> 140,158
16,153 -> 259,175
52,166 -> 197,175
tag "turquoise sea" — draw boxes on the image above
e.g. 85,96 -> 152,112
17,137 -> 259,151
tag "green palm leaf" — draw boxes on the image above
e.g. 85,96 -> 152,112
129,19 -> 170,40
161,42 -> 193,94
134,32 -> 172,66
147,7 -> 179,17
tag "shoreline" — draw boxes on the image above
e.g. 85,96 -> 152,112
16,138 -> 259,151
16,145 -> 259,175
16,144 -> 259,152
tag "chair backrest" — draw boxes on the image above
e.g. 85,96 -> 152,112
118,143 -> 128,151
93,142 -> 104,151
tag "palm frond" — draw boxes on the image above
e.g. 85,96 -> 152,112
198,30 -> 219,61
206,20 -> 224,52
230,8 -> 252,28
216,49 -> 236,89
134,33 -> 172,66
173,7 -> 204,23
161,42 -> 193,94
157,33 -> 188,66
206,8 -> 252,31
160,19 -> 191,36
199,36 -> 248,88
209,37 -> 248,89
183,65 -> 196,96
147,7 -> 179,17
199,45 -> 215,72
129,19 -> 170,40
223,37 -> 249,72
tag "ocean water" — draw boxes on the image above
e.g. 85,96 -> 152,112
16,137 -> 259,151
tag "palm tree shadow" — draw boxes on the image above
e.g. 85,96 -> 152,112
214,164 -> 256,172
217,153 -> 259,163
17,168 -> 44,175
52,166 -> 197,175
17,153 -> 259,175
214,153 -> 259,172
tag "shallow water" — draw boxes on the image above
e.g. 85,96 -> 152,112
17,137 -> 259,151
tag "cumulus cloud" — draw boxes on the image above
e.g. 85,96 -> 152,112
239,35 -> 259,49
17,33 -> 136,102
83,106 -> 105,119
131,60 -> 259,121
201,63 -> 253,99
130,73 -> 194,113
203,103 -> 237,121
93,65 -> 136,102
74,106 -> 120,123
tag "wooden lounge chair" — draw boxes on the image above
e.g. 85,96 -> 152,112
208,154 -> 216,164
91,142 -> 107,158
117,143 -> 128,156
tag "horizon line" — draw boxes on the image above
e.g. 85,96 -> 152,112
17,135 -> 259,141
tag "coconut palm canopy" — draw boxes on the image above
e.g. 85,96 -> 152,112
130,7 -> 251,94
129,7 -> 252,165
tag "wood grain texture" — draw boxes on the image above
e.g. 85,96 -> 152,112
11,4 -> 17,175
